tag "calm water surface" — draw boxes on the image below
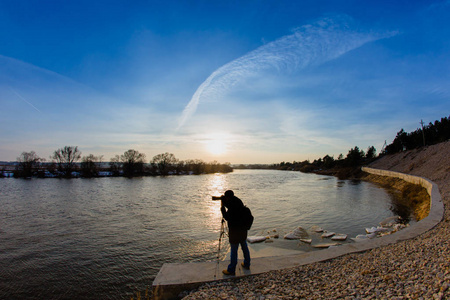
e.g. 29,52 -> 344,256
0,170 -> 407,299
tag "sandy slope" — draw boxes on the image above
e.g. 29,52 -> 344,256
369,140 -> 450,187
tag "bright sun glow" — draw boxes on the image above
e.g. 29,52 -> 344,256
205,139 -> 227,155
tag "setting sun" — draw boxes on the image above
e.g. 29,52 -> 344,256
205,139 -> 227,155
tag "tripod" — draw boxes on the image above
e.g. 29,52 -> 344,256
214,218 -> 228,279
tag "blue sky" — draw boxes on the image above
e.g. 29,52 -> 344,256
1,1 -> 449,164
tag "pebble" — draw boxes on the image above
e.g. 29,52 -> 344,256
181,144 -> 450,299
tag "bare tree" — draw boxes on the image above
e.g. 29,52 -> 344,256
17,151 -> 44,178
81,154 -> 99,177
151,152 -> 178,175
120,149 -> 146,177
185,159 -> 206,175
51,146 -> 82,177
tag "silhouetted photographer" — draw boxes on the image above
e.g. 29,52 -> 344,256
213,190 -> 253,275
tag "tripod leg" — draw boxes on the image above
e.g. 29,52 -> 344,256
214,218 -> 226,279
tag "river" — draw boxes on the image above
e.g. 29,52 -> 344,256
0,169 -> 410,299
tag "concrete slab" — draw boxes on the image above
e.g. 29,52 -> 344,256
152,168 -> 444,300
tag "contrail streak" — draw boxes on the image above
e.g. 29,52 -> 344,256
9,87 -> 42,113
177,15 -> 396,130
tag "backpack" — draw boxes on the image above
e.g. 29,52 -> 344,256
241,206 -> 254,230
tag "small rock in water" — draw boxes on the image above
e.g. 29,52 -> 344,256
365,226 -> 389,234
300,238 -> 312,244
331,234 -> 347,241
392,223 -> 407,232
366,232 -> 377,239
321,231 -> 336,238
379,216 -> 401,227
310,225 -> 324,233
284,227 -> 309,240
351,232 -> 378,242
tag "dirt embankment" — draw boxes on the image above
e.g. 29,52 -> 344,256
364,140 -> 450,221
363,173 -> 430,221
368,140 -> 450,183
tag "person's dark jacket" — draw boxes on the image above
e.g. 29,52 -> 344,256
221,196 -> 248,244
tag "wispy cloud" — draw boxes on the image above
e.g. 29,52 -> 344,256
177,15 -> 396,130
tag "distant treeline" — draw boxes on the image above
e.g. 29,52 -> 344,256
270,115 -> 449,178
233,145 -> 377,179
4,148 -> 232,178
234,164 -> 273,170
273,145 -> 377,174
384,116 -> 450,154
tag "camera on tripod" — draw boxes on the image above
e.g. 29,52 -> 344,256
212,195 -> 231,207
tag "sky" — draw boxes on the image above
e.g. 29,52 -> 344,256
0,0 -> 449,164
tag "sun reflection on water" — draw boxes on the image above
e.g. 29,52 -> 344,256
208,173 -> 228,195
204,173 -> 229,227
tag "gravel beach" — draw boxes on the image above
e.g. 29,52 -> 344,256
182,141 -> 450,299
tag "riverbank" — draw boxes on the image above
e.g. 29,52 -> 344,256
181,141 -> 450,299
361,173 -> 430,221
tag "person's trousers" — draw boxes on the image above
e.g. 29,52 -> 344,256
227,240 -> 251,273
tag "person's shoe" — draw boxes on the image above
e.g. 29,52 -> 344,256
222,269 -> 235,276
241,262 -> 250,270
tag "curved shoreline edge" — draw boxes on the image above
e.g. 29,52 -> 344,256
153,167 -> 444,299
360,167 -> 443,243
